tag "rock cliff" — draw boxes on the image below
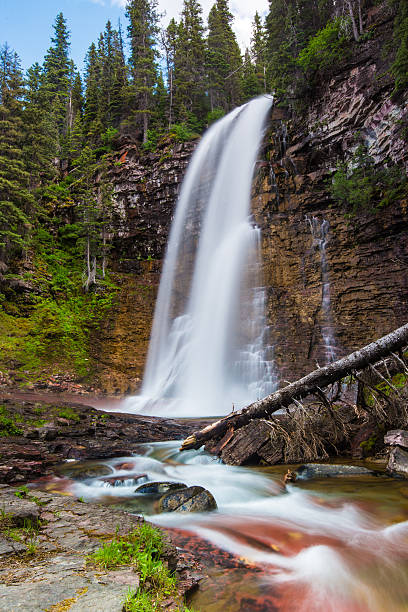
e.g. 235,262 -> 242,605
253,4 -> 408,382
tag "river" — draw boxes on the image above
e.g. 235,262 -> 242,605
49,440 -> 408,611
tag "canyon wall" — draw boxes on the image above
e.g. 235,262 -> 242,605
97,4 -> 407,392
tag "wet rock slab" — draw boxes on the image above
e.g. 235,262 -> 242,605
0,486 -> 201,611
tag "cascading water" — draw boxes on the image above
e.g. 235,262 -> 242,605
306,216 -> 338,364
64,442 -> 408,611
123,96 -> 277,417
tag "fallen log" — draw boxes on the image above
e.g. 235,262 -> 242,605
180,322 -> 408,451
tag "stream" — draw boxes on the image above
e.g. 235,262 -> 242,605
48,440 -> 408,611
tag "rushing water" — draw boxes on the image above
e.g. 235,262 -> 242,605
123,96 -> 277,418
53,442 -> 408,612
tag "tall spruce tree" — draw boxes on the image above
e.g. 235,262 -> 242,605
42,12 -> 71,157
162,18 -> 178,127
84,42 -> 102,142
206,0 -> 243,112
250,12 -> 267,93
265,0 -> 335,98
97,21 -> 128,130
0,45 -> 33,258
24,63 -> 58,186
242,49 -> 261,100
173,0 -> 207,125
126,0 -> 159,142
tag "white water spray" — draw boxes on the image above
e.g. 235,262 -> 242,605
123,96 -> 277,417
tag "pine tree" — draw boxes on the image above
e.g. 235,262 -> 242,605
206,0 -> 243,112
162,18 -> 178,127
0,45 -> 33,257
173,0 -> 207,125
24,63 -> 58,186
126,0 -> 159,142
42,12 -> 71,148
153,70 -> 168,129
84,43 -> 102,142
250,12 -> 267,93
108,26 -> 128,128
242,49 -> 261,100
70,146 -> 100,291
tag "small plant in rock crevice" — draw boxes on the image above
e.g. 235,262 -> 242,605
88,523 -> 190,611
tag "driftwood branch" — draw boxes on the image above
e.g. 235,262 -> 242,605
180,323 -> 408,451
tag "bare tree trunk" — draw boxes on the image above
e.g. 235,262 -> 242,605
181,323 -> 408,451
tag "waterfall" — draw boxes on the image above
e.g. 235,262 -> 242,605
123,96 -> 277,417
306,216 -> 337,363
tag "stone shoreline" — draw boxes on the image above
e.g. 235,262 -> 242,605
0,486 -> 202,612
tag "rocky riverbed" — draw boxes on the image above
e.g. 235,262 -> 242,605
0,391 -> 212,485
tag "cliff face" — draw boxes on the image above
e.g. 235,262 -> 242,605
253,4 -> 408,381
92,141 -> 195,394
98,4 -> 407,392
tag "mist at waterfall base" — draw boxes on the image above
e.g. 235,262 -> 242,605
64,442 -> 408,611
123,96 -> 277,418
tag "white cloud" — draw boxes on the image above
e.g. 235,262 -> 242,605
107,0 -> 269,50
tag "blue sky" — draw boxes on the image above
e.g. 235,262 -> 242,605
1,0 -> 269,72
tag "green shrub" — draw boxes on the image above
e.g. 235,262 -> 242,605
168,123 -> 200,142
330,145 -> 408,213
297,18 -> 350,75
207,108 -> 225,125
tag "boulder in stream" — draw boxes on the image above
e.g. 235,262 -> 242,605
295,463 -> 375,480
387,446 -> 408,477
157,485 -> 217,513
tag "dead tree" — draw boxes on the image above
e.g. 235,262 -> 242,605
181,323 -> 408,451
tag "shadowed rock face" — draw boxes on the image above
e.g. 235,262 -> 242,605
98,5 -> 407,392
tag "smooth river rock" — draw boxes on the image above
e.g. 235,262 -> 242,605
135,481 -> 187,495
157,485 -> 217,513
295,463 -> 375,480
